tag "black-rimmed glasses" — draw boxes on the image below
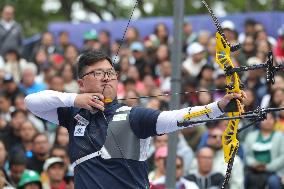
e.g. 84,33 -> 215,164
81,69 -> 117,80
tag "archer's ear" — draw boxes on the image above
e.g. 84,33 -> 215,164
77,79 -> 84,92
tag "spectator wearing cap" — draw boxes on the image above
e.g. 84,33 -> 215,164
151,148 -> 199,189
82,29 -> 100,52
221,20 -> 238,44
17,169 -> 42,189
148,146 -> 168,183
183,42 -> 207,77
42,157 -> 66,189
148,134 -> 194,177
3,49 -> 29,83
0,5 -> 23,56
3,74 -> 21,104
130,41 -> 148,79
243,57 -> 267,104
19,64 -> 47,95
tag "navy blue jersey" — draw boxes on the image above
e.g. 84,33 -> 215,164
57,100 -> 160,189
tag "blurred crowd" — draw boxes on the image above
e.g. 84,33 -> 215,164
0,4 -> 284,189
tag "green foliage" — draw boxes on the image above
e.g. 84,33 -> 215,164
0,0 -> 283,37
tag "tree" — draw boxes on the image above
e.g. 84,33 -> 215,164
0,0 -> 283,37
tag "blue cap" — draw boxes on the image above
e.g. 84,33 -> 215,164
130,42 -> 144,52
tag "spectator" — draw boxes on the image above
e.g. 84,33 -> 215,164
238,19 -> 257,44
0,109 -> 27,153
126,65 -> 146,95
190,126 -> 244,189
148,134 -> 194,176
158,60 -> 171,93
42,157 -> 66,189
197,65 -> 214,89
17,169 -> 42,189
33,32 -> 58,57
27,133 -> 50,174
274,25 -> 284,64
185,147 -> 224,189
183,22 -> 197,51
9,154 -> 27,187
244,113 -> 284,189
124,89 -> 140,107
0,93 -> 14,122
243,57 -> 267,104
0,5 -> 23,56
151,154 -> 199,189
53,127 -> 69,149
274,100 -> 284,133
82,29 -> 100,52
0,167 -> 13,189
183,42 -> 207,77
125,27 -> 140,46
57,31 -> 70,55
197,30 -> 211,47
19,64 -> 46,95
130,41 -> 148,79
0,140 -> 8,169
10,121 -> 38,158
99,30 -> 111,56
221,20 -> 238,44
2,74 -> 21,105
3,49 -> 28,83
64,44 -> 78,66
148,146 -> 167,183
154,23 -> 169,45
50,146 -> 70,173
49,75 -> 64,92
60,63 -> 78,93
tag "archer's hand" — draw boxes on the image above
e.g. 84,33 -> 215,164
74,93 -> 105,111
218,91 -> 247,112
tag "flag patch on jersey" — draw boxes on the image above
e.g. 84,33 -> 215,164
74,125 -> 86,136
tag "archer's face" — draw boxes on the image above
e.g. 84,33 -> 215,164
78,59 -> 118,100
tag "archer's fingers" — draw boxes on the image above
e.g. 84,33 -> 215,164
92,96 -> 105,107
89,100 -> 105,111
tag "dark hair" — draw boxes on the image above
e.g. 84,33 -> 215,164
50,146 -> 68,157
11,109 -> 27,118
77,50 -> 113,79
32,133 -> 48,143
9,154 -> 27,166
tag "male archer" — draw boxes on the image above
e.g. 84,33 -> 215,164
25,50 -> 244,189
